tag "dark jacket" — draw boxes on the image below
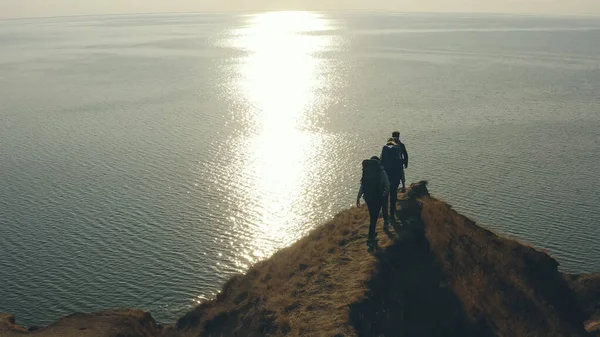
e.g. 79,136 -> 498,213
357,167 -> 390,203
380,141 -> 408,178
397,142 -> 408,168
391,137 -> 409,168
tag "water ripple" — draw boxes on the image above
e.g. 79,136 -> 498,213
1,12 -> 600,328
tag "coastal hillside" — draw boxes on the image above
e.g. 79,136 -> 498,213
0,309 -> 161,337
171,181 -> 598,337
2,181 -> 599,336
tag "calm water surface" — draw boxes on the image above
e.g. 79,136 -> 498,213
1,12 -> 599,326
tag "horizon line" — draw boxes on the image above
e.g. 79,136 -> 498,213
2,9 -> 600,22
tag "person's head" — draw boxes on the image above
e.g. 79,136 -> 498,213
392,131 -> 400,138
370,156 -> 380,162
386,137 -> 397,146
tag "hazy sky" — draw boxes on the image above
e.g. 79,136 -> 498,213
2,0 -> 600,19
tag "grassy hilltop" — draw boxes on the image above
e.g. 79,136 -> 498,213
2,181 -> 599,337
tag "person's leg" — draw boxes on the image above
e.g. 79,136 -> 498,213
382,192 -> 389,225
389,180 -> 400,221
367,202 -> 376,240
367,200 -> 381,241
400,169 -> 406,192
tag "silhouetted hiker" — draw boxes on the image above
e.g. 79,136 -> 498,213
391,131 -> 409,193
357,156 -> 390,247
380,137 -> 403,228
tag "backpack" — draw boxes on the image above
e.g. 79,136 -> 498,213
361,159 -> 382,202
381,145 -> 402,176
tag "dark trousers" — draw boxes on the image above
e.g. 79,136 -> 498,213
382,193 -> 389,221
366,198 -> 383,240
386,180 -> 400,218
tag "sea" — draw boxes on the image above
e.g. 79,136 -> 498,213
1,11 -> 599,326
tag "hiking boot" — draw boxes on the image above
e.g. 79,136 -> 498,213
367,235 -> 378,245
401,187 -> 406,193
367,240 -> 377,252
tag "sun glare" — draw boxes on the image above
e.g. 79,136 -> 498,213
230,11 -> 333,260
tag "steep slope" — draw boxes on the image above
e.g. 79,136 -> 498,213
171,181 -> 594,337
174,204 -> 376,337
567,272 -> 600,335
419,188 -> 587,336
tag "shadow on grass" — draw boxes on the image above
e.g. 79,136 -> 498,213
350,198 -> 495,337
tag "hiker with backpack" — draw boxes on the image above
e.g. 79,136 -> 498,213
380,137 -> 403,228
356,156 -> 390,247
391,131 -> 409,193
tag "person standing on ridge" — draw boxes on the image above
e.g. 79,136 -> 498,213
391,131 -> 409,193
357,156 -> 390,248
380,137 -> 403,228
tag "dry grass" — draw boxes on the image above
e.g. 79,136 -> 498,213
421,193 -> 588,336
170,181 -> 596,336
566,272 -> 600,335
0,314 -> 28,334
173,206 -> 380,337
0,309 -> 161,337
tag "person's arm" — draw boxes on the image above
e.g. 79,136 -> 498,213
356,185 -> 363,207
381,170 -> 390,196
402,144 -> 409,168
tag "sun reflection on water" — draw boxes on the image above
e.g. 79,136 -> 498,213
229,12 -> 334,261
